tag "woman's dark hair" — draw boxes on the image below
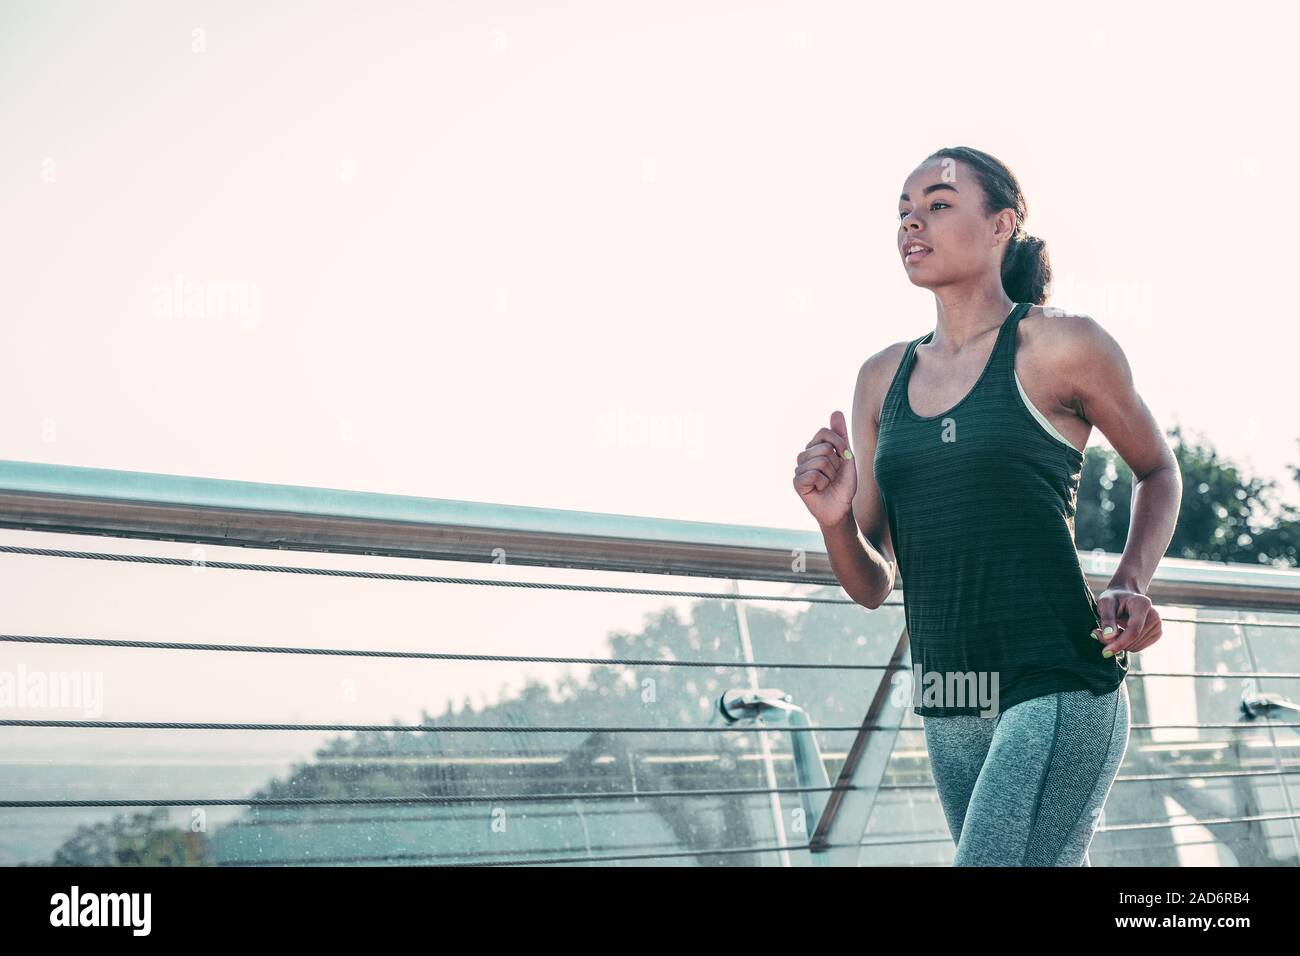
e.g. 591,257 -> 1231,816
923,146 -> 1051,305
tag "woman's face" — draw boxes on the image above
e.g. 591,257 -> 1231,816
897,158 -> 1013,289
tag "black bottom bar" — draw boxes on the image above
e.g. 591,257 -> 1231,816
0,864 -> 1286,942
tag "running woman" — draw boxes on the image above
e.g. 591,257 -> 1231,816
792,146 -> 1182,866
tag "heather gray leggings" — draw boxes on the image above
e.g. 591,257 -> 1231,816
922,681 -> 1130,866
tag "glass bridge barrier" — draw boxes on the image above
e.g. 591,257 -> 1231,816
0,459 -> 1296,866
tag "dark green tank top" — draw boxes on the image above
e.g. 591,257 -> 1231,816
873,301 -> 1128,717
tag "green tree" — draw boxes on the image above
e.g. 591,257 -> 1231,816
47,807 -> 208,866
1076,426 -> 1300,567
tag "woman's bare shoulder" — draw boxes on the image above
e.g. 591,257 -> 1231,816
854,339 -> 914,425
1020,306 -> 1121,369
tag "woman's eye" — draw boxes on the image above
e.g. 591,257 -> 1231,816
898,202 -> 949,220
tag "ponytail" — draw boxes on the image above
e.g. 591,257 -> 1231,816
1001,231 -> 1051,306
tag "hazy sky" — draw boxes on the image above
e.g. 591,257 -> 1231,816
1,1 -> 1296,863
2,0 -> 1297,526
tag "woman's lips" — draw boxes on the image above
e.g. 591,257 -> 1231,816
905,248 -> 932,262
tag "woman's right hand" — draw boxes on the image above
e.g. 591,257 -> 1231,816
793,410 -> 858,528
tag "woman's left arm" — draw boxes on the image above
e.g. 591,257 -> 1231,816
1052,312 -> 1184,658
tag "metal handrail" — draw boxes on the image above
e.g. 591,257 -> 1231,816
2,459 -> 1300,607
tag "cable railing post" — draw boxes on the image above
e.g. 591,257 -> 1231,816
809,624 -> 913,864
727,578 -> 792,867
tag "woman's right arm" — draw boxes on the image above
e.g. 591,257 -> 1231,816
793,347 -> 902,610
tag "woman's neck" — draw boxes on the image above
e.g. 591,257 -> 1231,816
929,289 -> 1018,353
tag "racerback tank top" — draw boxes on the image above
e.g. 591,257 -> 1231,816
873,301 -> 1128,717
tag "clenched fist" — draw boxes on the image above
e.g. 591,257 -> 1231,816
793,410 -> 857,528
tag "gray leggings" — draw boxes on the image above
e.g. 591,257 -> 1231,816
922,681 -> 1130,866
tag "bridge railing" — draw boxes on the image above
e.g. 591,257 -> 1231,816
0,459 -> 1296,866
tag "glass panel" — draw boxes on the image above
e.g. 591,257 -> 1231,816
2,528 -> 1297,866
0,528 -> 907,866
1082,605 -> 1300,867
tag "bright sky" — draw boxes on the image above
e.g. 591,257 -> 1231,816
0,1 -> 1294,863
2,0 -> 1297,525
